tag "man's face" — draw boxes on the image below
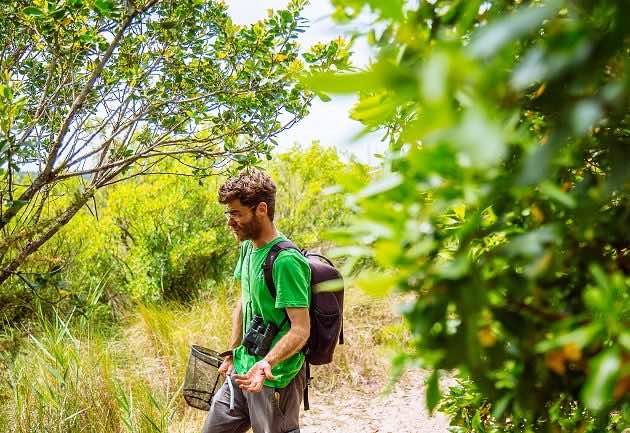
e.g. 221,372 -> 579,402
225,199 -> 263,241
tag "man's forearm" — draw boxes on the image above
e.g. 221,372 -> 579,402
263,325 -> 309,367
234,309 -> 310,393
228,300 -> 243,351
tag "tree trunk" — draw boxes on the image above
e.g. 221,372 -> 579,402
0,189 -> 95,286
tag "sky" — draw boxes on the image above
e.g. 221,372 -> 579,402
226,0 -> 386,165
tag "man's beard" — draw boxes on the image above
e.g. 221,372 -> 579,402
235,215 -> 263,241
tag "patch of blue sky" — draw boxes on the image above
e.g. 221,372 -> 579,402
227,1 -> 386,165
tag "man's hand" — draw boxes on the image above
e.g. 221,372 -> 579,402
234,360 -> 274,393
218,355 -> 234,377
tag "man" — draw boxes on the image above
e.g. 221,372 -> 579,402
202,168 -> 311,433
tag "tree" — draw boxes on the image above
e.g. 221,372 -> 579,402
316,0 -> 630,431
268,141 -> 370,248
0,0 -> 350,286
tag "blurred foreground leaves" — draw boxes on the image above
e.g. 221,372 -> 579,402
319,0 -> 630,430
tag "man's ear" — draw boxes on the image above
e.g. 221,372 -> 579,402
256,202 -> 268,218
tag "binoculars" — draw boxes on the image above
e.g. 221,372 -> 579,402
242,315 -> 278,357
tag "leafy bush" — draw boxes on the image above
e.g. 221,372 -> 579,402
0,143 -> 368,322
317,0 -> 630,430
268,142 -> 370,248
0,0 -> 351,287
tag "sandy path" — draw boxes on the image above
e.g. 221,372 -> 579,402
300,369 -> 452,433
175,369 -> 453,433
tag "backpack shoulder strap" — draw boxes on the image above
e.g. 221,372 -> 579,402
303,361 -> 311,411
263,240 -> 300,298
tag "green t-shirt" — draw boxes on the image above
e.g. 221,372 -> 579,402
232,234 -> 311,388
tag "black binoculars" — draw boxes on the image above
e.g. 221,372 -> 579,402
242,315 -> 278,357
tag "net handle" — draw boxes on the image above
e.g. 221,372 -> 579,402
191,345 -> 225,367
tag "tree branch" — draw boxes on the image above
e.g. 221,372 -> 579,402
0,12 -> 138,230
0,189 -> 95,286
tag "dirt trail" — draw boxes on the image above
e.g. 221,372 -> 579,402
300,369 -> 452,433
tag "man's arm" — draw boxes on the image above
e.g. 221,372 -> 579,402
218,292 -> 243,377
264,307 -> 310,367
234,307 -> 310,392
228,298 -> 243,350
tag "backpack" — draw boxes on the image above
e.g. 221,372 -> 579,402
262,240 -> 344,410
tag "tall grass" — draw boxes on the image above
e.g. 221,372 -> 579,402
0,285 -> 408,432
0,285 -> 232,433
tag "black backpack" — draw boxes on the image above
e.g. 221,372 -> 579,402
263,240 -> 344,410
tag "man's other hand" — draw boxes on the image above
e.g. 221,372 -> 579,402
218,356 -> 234,377
234,360 -> 274,392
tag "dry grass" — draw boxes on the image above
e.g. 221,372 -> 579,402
0,285 -> 408,433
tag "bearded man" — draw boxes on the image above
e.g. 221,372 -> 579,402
201,168 -> 311,433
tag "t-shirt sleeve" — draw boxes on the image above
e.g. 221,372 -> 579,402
233,241 -> 248,280
272,250 -> 311,309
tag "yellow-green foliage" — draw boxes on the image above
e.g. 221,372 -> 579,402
42,166 -> 234,305
6,143 -> 368,320
267,142 -> 370,248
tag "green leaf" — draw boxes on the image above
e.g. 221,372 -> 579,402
619,332 -> 630,351
511,40 -> 592,90
589,264 -> 610,291
539,181 -> 576,208
350,93 -> 396,125
435,255 -> 470,280
23,6 -> 44,16
313,278 -> 344,293
535,323 -> 602,353
354,270 -> 399,297
1,85 -> 13,99
7,199 -> 30,211
305,71 -> 376,94
581,349 -> 621,412
450,109 -> 507,168
426,369 -> 441,414
94,0 -> 115,13
469,0 -> 562,59
314,90 -> 331,102
49,7 -> 67,20
355,173 -> 402,199
421,53 -> 448,102
366,0 -> 403,20
506,225 -> 558,258
491,393 -> 513,419
471,409 -> 485,432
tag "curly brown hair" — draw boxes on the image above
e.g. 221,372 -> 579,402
218,168 -> 277,221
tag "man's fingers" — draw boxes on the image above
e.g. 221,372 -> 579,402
218,359 -> 234,377
234,377 -> 250,386
234,364 -> 268,391
236,375 -> 263,392
236,377 -> 256,387
262,364 -> 274,380
242,381 -> 263,393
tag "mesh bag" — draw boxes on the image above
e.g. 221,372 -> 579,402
183,345 -> 225,411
